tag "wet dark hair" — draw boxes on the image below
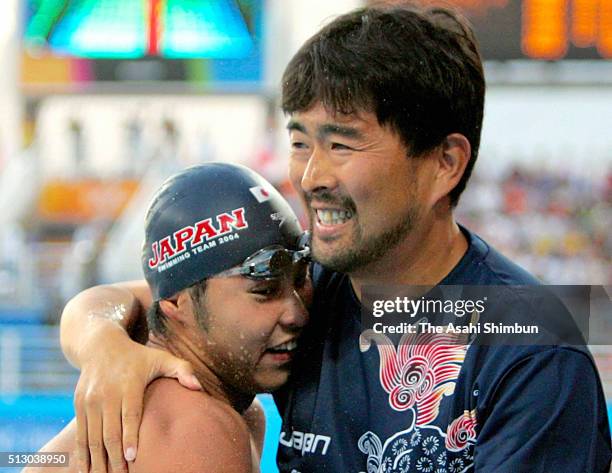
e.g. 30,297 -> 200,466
281,3 -> 485,206
147,280 -> 208,337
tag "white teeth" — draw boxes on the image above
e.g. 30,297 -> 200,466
270,340 -> 298,351
319,210 -> 332,224
316,209 -> 353,225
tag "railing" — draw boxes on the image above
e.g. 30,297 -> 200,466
0,324 -> 78,395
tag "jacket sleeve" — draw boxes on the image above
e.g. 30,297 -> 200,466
474,347 -> 612,473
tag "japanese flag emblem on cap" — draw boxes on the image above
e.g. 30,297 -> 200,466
250,185 -> 271,203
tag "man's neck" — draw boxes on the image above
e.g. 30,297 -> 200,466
147,335 -> 254,414
349,216 -> 468,301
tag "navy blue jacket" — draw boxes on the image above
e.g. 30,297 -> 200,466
275,227 -> 612,472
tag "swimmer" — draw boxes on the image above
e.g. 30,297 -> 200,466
24,163 -> 311,472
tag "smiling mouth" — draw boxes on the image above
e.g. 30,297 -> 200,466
315,209 -> 354,226
265,339 -> 298,355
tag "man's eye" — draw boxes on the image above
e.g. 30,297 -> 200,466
251,284 -> 281,298
331,143 -> 352,151
291,141 -> 308,150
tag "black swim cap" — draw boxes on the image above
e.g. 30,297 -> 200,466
142,163 -> 303,300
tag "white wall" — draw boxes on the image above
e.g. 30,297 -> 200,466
264,0 -> 364,93
35,95 -> 269,178
480,86 -> 612,177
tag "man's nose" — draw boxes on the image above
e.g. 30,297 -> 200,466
300,147 -> 337,193
279,288 -> 310,330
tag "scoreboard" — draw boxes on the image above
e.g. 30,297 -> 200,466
380,0 -> 612,60
21,0 -> 612,90
21,0 -> 263,86
24,0 -> 257,59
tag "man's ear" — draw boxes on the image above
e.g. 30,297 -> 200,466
159,291 -> 192,325
430,133 -> 471,205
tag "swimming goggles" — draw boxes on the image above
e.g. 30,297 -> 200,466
218,233 -> 311,280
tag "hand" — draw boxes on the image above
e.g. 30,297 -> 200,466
73,337 -> 202,473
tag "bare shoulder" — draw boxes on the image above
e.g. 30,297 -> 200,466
133,378 -> 253,473
243,397 -> 266,455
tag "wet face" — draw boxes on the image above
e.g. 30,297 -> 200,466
288,104 -> 430,273
191,261 -> 312,394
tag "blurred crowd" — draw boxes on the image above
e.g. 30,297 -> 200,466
458,164 -> 611,285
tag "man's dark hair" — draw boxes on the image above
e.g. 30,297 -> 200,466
147,280 -> 208,337
281,3 -> 485,206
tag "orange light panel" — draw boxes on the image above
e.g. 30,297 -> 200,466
38,180 -> 139,223
571,0 -> 600,47
599,0 -> 612,56
522,0 -> 569,59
